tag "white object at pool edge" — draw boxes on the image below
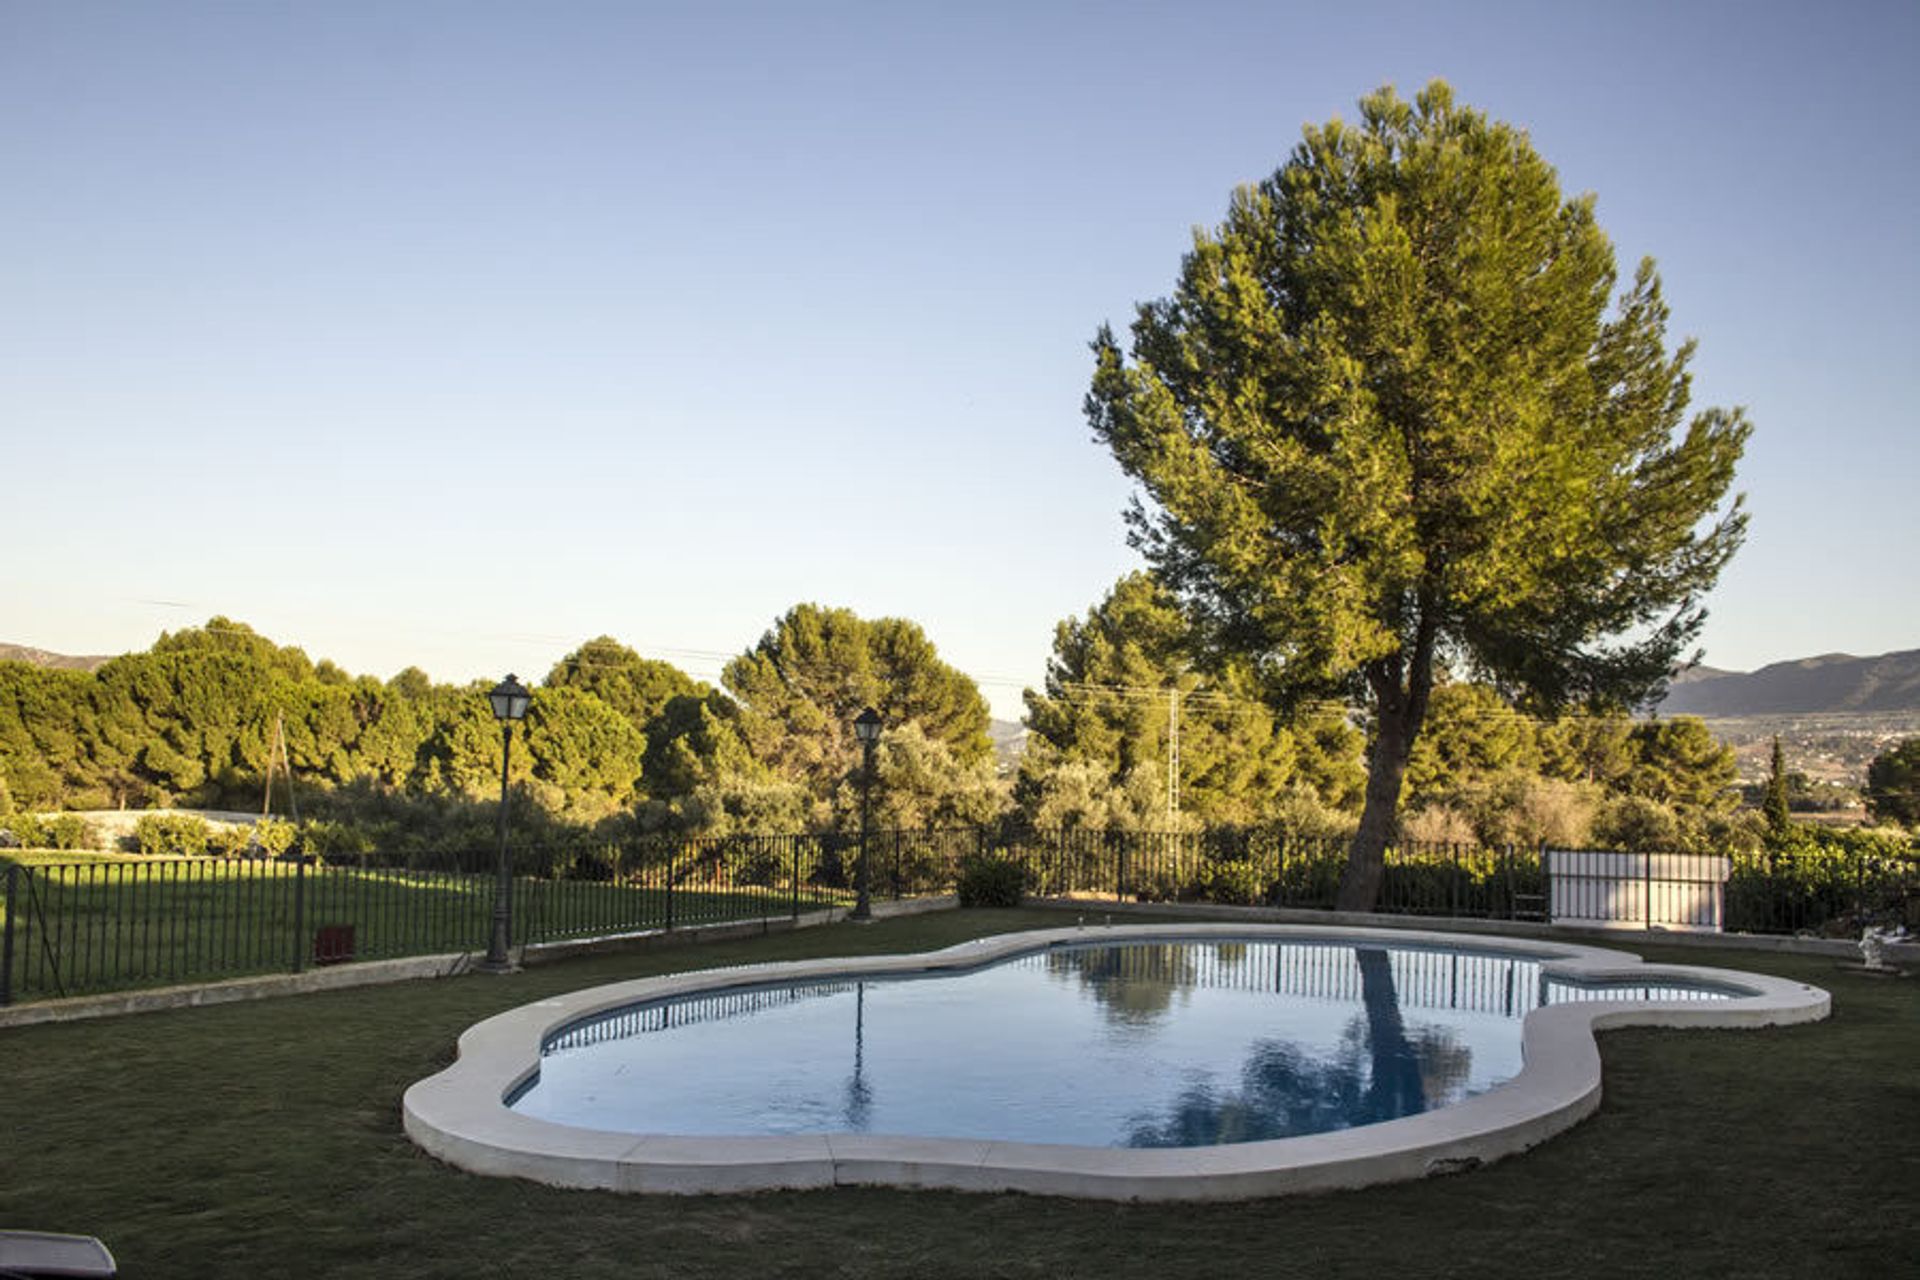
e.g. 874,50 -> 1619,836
402,923 -> 1829,1201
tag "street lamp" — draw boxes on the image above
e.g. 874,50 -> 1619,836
481,673 -> 532,972
849,706 -> 882,921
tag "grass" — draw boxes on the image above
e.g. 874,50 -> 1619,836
1,907 -> 1915,1279
1,855 -> 843,999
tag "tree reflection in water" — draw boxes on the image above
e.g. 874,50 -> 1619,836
1124,948 -> 1471,1147
1045,943 -> 1235,1028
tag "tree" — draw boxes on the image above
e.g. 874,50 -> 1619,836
545,636 -> 720,806
545,636 -> 705,734
1625,718 -> 1736,811
1020,573 -> 1308,828
1402,682 -> 1542,801
721,604 -> 992,827
1084,82 -> 1749,909
1764,735 -> 1791,837
1865,737 -> 1920,827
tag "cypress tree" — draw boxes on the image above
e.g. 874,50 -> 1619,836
1765,735 -> 1791,837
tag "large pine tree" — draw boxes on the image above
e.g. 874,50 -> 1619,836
1086,83 -> 1749,909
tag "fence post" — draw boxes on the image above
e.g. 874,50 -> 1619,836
292,854 -> 307,974
2,862 -> 17,1006
1501,843 -> 1513,919
1116,834 -> 1128,904
791,837 -> 801,921
1643,848 -> 1653,931
1855,847 -> 1866,925
664,840 -> 676,932
1539,842 -> 1551,924
1449,844 -> 1460,918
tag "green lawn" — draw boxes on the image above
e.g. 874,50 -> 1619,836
1,855 -> 842,1000
1,908 -> 1914,1279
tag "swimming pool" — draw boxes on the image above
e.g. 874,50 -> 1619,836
510,939 -> 1737,1148
404,923 -> 1829,1200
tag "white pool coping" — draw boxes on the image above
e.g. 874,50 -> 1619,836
402,923 -> 1830,1201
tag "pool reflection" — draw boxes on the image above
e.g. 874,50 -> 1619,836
524,939 -> 1733,1148
1121,947 -> 1470,1146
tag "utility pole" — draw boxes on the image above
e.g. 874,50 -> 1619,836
1167,687 -> 1181,817
262,712 -> 299,822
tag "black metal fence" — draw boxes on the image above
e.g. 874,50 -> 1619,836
4,826 -> 1915,1006
1003,828 -> 1547,920
0,831 -> 972,1006
1001,827 -> 1916,936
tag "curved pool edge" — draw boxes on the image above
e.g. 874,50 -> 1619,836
401,923 -> 1830,1201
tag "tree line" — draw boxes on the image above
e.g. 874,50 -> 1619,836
0,587 -> 1764,856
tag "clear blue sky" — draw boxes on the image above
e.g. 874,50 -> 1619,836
4,0 -> 1915,719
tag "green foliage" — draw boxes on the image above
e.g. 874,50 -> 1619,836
1019,573 -> 1362,830
1083,81 -> 1748,908
134,812 -> 212,856
859,722 -> 1007,829
1625,718 -> 1738,809
1765,736 -> 1792,836
1590,795 -> 1681,853
955,853 -> 1029,908
1018,749 -> 1179,832
3,812 -> 49,848
1728,823 -> 1918,933
722,604 -> 994,829
44,814 -> 95,851
1405,683 -> 1543,799
1197,857 -> 1267,906
206,822 -> 253,857
253,817 -> 298,857
1409,770 -> 1600,850
299,818 -> 376,860
1865,737 -> 1920,827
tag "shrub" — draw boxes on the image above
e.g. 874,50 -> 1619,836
1591,795 -> 1680,852
206,823 -> 253,856
4,813 -> 49,849
562,849 -> 617,881
956,853 -> 1028,908
134,813 -> 211,856
252,818 -> 298,857
1400,804 -> 1477,846
45,814 -> 95,850
1201,857 -> 1269,906
301,819 -> 375,860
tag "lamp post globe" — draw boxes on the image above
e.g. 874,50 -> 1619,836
481,674 -> 532,972
850,707 -> 882,921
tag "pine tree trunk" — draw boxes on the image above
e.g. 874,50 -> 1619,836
1336,623 -> 1436,913
1337,705 -> 1414,912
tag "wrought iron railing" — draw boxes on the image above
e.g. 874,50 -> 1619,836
3,826 -> 1913,1005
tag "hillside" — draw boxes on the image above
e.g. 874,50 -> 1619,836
1659,649 -> 1920,716
0,642 -> 113,672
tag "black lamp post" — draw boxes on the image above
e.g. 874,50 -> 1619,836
481,673 -> 532,972
850,706 -> 882,921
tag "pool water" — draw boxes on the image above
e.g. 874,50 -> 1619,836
509,940 -> 1732,1148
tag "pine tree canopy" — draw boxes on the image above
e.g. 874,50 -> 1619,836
1084,82 -> 1750,907
1088,81 -> 1748,713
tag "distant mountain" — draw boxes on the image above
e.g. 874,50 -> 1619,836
1658,649 -> 1920,716
0,642 -> 113,672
